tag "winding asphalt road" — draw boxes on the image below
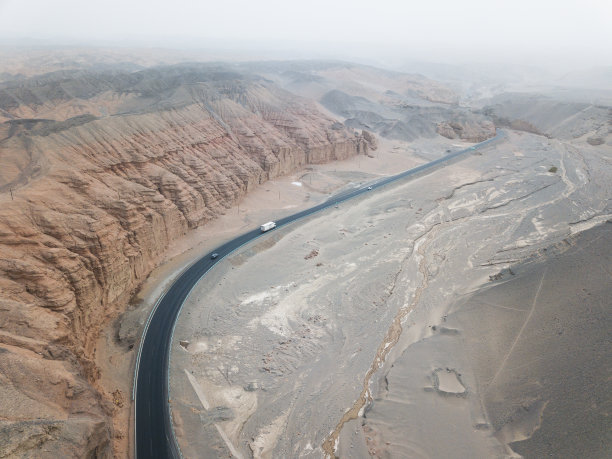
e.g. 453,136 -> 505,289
133,130 -> 503,458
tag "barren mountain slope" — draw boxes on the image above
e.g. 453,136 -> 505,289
0,65 -> 374,457
240,61 -> 495,143
483,93 -> 611,143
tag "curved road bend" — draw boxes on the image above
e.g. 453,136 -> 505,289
134,130 -> 504,458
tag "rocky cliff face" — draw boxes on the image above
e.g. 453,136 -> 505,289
436,117 -> 496,142
0,65 -> 375,457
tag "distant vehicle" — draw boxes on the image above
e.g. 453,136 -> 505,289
260,221 -> 277,232
470,146 -> 476,150
367,186 -> 372,190
211,253 -> 219,259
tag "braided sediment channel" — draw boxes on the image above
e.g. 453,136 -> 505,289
322,226 -> 438,457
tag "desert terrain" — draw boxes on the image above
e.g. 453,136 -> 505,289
169,125 -> 611,458
0,48 -> 610,458
0,57 -> 377,457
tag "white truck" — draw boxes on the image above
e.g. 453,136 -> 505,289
260,221 -> 277,232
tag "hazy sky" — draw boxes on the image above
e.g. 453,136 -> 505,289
0,0 -> 610,67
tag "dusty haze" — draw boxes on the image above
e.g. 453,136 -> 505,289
1,0 -> 611,70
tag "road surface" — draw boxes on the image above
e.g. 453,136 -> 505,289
133,131 -> 503,458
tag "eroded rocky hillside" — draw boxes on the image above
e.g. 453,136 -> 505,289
0,64 -> 375,457
240,61 -> 495,142
482,93 -> 611,143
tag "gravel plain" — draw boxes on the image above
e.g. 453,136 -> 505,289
169,130 -> 611,458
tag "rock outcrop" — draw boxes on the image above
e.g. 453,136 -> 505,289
0,65 -> 375,457
436,117 -> 496,142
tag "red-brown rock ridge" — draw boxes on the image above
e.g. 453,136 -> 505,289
0,67 -> 375,457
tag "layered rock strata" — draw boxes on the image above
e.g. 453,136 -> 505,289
0,66 -> 375,457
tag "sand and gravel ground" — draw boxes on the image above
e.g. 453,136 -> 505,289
166,130 -> 611,458
96,133 -> 466,455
